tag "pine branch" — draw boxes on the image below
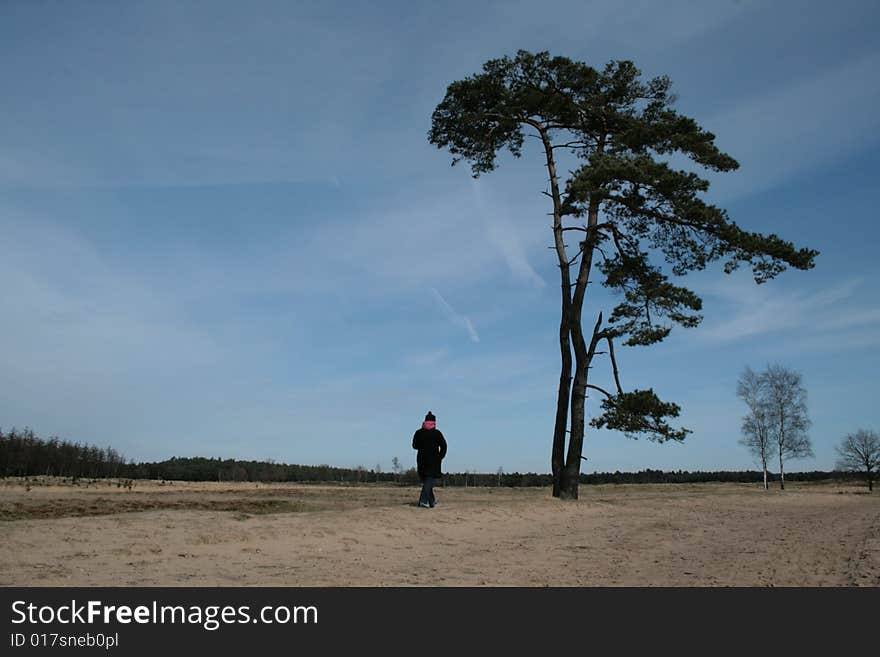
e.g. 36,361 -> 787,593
586,383 -> 613,398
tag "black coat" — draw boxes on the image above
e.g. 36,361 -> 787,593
412,427 -> 447,479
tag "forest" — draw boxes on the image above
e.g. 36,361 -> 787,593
0,427 -> 857,487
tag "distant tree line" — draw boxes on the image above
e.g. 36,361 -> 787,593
121,462 -> 864,487
576,469 -> 855,485
126,456 -> 403,485
0,427 -> 126,479
0,427 -> 866,487
453,469 -> 858,487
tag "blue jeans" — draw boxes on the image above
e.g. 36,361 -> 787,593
418,476 -> 435,507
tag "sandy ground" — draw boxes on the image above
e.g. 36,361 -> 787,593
1,478 -> 878,586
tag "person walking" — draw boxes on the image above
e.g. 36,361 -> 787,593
412,411 -> 447,508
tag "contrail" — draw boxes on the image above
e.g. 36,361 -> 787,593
430,288 -> 480,343
472,180 -> 545,288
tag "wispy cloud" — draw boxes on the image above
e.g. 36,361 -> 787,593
430,288 -> 480,343
694,274 -> 879,352
705,50 -> 880,201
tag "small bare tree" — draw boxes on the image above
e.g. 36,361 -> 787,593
764,364 -> 813,490
737,367 -> 772,491
836,429 -> 880,492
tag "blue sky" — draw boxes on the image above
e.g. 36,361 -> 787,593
1,0 -> 878,474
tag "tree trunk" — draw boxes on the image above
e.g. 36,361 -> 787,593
777,407 -> 785,490
778,447 -> 785,490
552,323 -> 572,497
761,452 -> 768,491
868,468 -> 873,492
542,128 -> 603,501
558,191 -> 602,500
538,128 -> 573,499
560,327 -> 589,500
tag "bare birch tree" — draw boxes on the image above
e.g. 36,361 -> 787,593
763,364 -> 813,490
737,366 -> 772,490
836,429 -> 880,492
